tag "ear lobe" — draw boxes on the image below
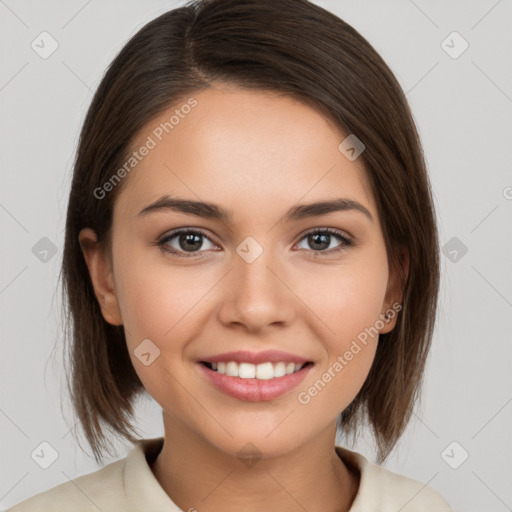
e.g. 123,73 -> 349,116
78,227 -> 123,326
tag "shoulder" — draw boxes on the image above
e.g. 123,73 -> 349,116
8,437 -> 176,512
7,456 -> 127,512
335,446 -> 452,512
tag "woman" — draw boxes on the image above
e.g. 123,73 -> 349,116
9,0 -> 451,510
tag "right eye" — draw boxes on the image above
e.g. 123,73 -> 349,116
157,229 -> 218,258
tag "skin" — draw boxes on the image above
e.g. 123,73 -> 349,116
79,83 -> 405,512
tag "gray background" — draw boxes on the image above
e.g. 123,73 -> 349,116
1,1 -> 511,510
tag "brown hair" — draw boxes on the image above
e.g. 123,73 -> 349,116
58,0 -> 439,464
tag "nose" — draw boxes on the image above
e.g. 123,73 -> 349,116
216,243 -> 297,333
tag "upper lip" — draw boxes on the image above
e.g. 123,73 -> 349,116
199,350 -> 312,365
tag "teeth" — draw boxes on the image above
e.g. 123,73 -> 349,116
239,362 -> 256,378
274,362 -> 286,377
209,361 -> 306,379
257,362 -> 274,379
226,361 -> 238,377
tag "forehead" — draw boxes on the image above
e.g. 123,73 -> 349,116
114,86 -> 376,224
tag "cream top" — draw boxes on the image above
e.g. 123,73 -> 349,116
8,437 -> 452,511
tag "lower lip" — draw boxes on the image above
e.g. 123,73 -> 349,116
198,362 -> 313,402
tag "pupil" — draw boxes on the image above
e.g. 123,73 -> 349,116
180,233 -> 202,251
310,233 -> 329,250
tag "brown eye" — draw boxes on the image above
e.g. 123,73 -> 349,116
157,229 -> 217,258
295,228 -> 352,254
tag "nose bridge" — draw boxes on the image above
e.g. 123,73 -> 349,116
234,234 -> 283,299
218,234 -> 294,330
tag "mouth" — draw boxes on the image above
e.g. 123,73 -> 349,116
200,360 -> 314,380
197,359 -> 314,401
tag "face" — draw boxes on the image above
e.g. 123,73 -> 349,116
79,84 -> 403,460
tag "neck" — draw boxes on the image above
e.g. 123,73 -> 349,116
150,413 -> 359,512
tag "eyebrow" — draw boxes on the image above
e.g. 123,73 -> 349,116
137,195 -> 374,223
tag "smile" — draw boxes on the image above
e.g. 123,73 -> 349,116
202,361 -> 311,380
198,361 -> 314,401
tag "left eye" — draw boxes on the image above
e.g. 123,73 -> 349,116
157,228 -> 352,258
295,228 -> 352,253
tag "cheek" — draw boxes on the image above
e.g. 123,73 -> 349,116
295,275 -> 384,421
294,246 -> 388,411
303,244 -> 390,341
112,255 -> 206,403
296,341 -> 378,424
113,243 -> 208,344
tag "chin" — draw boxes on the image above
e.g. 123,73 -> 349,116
201,426 -> 308,462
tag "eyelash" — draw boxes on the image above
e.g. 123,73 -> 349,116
155,227 -> 353,259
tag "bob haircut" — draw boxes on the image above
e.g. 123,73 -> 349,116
59,0 -> 439,464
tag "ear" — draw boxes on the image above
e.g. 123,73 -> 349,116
378,246 -> 409,334
78,227 -> 123,326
